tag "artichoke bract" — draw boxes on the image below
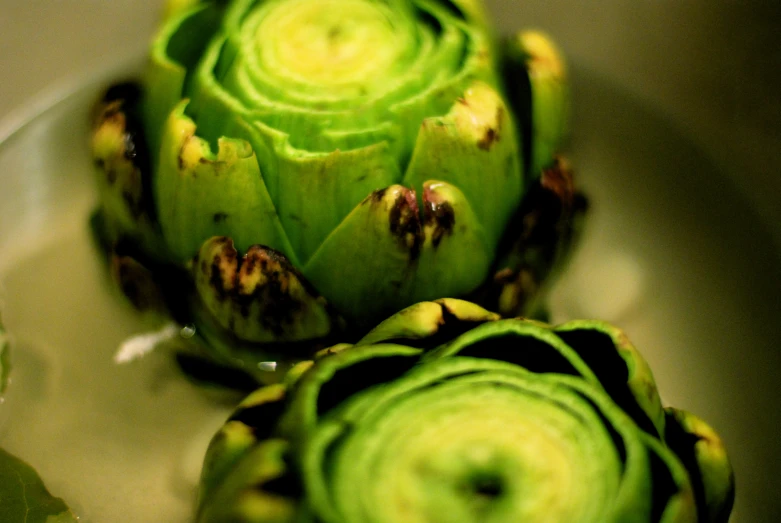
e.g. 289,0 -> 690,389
91,0 -> 582,370
196,299 -> 735,522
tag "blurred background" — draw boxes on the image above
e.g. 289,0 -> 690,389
0,0 -> 779,521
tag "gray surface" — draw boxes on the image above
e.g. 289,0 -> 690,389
0,0 -> 157,125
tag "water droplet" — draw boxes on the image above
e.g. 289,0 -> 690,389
258,361 -> 277,372
180,325 -> 196,339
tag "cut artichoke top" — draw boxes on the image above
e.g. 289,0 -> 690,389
91,0 -> 577,361
195,299 -> 735,522
145,0 -> 514,266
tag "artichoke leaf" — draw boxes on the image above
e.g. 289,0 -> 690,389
145,2 -> 225,166
356,297 -> 499,347
155,101 -> 296,264
664,408 -> 735,523
0,448 -> 78,523
199,383 -> 288,503
91,90 -> 146,232
193,236 -> 334,344
274,141 -> 401,266
403,80 -> 524,250
277,343 -> 423,440
303,182 -> 492,328
426,318 -> 600,386
196,439 -> 303,523
90,82 -> 167,255
555,320 -> 666,438
481,156 -> 585,318
637,434 -> 698,523
503,29 -> 569,179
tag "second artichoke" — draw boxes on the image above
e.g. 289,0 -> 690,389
196,299 -> 735,522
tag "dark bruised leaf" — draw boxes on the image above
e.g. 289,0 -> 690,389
110,254 -> 167,312
471,157 -> 586,317
194,237 -> 336,344
92,80 -> 155,221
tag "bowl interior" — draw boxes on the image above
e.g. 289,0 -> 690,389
0,57 -> 778,522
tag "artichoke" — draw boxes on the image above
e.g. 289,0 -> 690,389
196,299 -> 734,522
90,0 -> 583,373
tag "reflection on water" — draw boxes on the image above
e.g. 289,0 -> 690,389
0,65 -> 778,521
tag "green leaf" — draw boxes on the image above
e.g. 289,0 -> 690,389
0,448 -> 77,523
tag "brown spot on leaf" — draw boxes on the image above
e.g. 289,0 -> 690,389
213,212 -> 229,223
178,144 -> 187,171
234,246 -> 310,335
91,81 -> 154,222
368,187 -> 387,204
540,156 -> 575,206
423,186 -> 455,248
477,106 -> 504,151
389,189 -> 422,260
207,237 -> 238,301
477,128 -> 497,150
196,238 -> 330,339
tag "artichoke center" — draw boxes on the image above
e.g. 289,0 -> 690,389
259,0 -> 400,88
319,376 -> 623,522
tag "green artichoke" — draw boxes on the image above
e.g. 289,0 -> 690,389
91,0 -> 582,371
196,299 -> 734,522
